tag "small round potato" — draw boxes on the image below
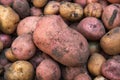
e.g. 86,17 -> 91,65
11,33 -> 36,60
0,5 -> 20,34
4,61 -> 34,80
33,0 -> 48,8
100,27 -> 120,55
88,53 -> 106,76
59,1 -> 83,21
44,1 -> 60,15
84,3 -> 103,18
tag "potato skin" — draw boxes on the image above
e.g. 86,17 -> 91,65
107,0 -> 120,3
30,7 -> 43,16
33,0 -> 48,8
11,33 -> 36,60
0,0 -> 13,6
17,16 -> 41,36
33,15 -> 89,67
74,73 -> 91,80
59,1 -> 83,21
36,59 -> 61,80
4,61 -> 34,80
0,5 -> 20,34
102,4 -> 120,30
12,0 -> 30,19
100,27 -> 120,55
77,17 -> 105,41
74,0 -> 87,7
101,55 -> 120,80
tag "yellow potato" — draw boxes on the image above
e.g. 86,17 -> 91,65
33,0 -> 48,8
0,5 -> 19,34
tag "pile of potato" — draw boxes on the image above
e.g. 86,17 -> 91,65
0,0 -> 120,80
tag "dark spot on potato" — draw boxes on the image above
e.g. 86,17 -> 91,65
113,4 -> 120,8
79,42 -> 85,50
18,68 -> 23,73
113,28 -> 120,33
108,9 -> 118,26
66,3 -> 71,7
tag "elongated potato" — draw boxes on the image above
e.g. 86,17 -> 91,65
33,15 -> 89,66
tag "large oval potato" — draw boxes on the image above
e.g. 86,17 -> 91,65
33,15 -> 89,67
0,5 -> 20,34
11,33 -> 36,60
100,27 -> 120,55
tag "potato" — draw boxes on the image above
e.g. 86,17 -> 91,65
0,64 -> 3,75
74,0 -> 87,7
12,0 -> 30,19
4,60 -> 34,80
0,34 -> 12,48
89,41 -> 100,54
33,0 -> 48,8
102,4 -> 120,30
77,17 -> 105,41
101,55 -> 120,80
88,53 -> 106,76
5,48 -> 17,62
107,0 -> 120,3
33,15 -> 89,66
36,59 -> 61,80
0,0 -> 13,6
84,3 -> 103,18
17,16 -> 41,36
62,65 -> 87,80
100,27 -> 120,55
11,33 -> 36,60
98,0 -> 108,10
44,1 -> 60,15
94,76 -> 107,80
87,0 -> 98,4
59,1 -> 83,21
30,7 -> 43,16
0,40 -> 3,52
0,5 -> 20,34
74,73 -> 91,80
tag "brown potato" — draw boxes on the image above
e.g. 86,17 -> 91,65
74,73 -> 91,80
102,4 -> 120,30
101,55 -> 120,80
33,15 -> 89,67
77,17 -> 105,41
11,33 -> 36,60
44,1 -> 60,15
12,0 -> 30,19
0,40 -> 3,52
100,27 -> 120,55
36,59 -> 61,80
17,16 -> 41,36
4,61 -> 34,80
88,53 -> 106,76
59,1 -> 83,21
33,0 -> 48,8
0,5 -> 20,34
5,48 -> 17,62
84,3 -> 103,18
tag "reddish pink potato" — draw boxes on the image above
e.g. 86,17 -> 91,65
62,65 -> 87,80
102,55 -> 120,80
30,7 -> 43,16
87,0 -> 98,4
36,59 -> 61,80
107,0 -> 120,3
98,0 -> 109,10
33,15 -> 90,67
12,0 -> 30,19
77,17 -> 105,41
74,73 -> 91,80
11,33 -> 36,60
102,4 -> 120,30
17,16 -> 41,36
0,34 -> 12,48
74,0 -> 87,7
0,0 -> 13,6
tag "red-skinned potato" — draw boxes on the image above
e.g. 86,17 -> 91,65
17,16 -> 41,36
0,34 -> 12,48
11,33 -> 36,60
0,0 -> 13,6
98,0 -> 108,10
12,0 -> 30,19
74,73 -> 91,80
102,55 -> 120,80
36,59 -> 61,80
102,4 -> 120,30
33,15 -> 90,67
30,7 -> 43,16
4,61 -> 34,80
107,0 -> 120,3
74,0 -> 87,7
77,17 -> 105,41
87,0 -> 98,4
